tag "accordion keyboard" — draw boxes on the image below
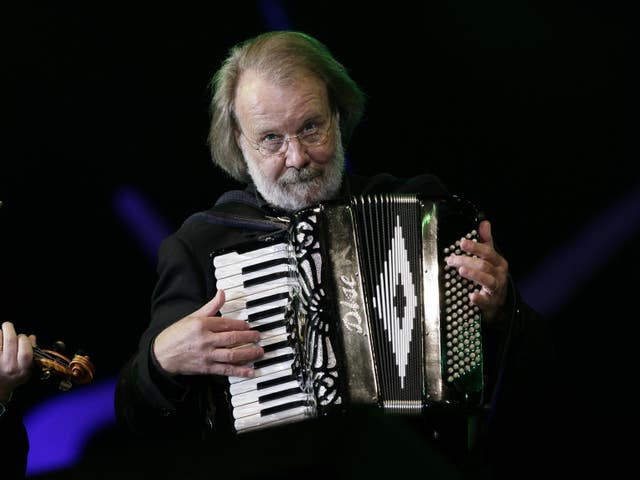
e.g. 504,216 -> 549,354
213,241 -> 314,433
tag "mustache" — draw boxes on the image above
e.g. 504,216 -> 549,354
278,166 -> 323,185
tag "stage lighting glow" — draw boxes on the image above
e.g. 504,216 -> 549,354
25,378 -> 117,476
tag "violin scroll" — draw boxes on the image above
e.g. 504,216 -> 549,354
33,343 -> 95,392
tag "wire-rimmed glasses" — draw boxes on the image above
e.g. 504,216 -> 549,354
239,115 -> 333,157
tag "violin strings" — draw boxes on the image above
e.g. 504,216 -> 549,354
33,346 -> 69,366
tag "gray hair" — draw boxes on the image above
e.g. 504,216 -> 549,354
208,31 -> 366,183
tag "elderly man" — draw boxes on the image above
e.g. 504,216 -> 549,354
115,31 -> 551,479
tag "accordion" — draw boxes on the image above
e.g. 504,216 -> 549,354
211,194 -> 485,433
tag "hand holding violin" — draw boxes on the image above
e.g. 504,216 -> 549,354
0,322 -> 37,402
0,321 -> 95,400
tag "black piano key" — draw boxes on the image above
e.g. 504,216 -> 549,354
259,386 -> 302,404
262,340 -> 290,353
261,399 -> 309,417
248,306 -> 286,321
242,258 -> 290,275
254,353 -> 295,370
251,320 -> 286,333
244,271 -> 290,288
256,373 -> 298,390
246,292 -> 291,309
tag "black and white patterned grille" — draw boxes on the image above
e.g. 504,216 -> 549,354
351,195 -> 424,411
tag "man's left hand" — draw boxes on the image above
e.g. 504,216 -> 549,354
445,220 -> 509,325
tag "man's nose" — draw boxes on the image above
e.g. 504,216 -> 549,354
284,137 -> 310,170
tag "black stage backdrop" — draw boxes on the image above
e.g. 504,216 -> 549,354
2,1 -> 634,478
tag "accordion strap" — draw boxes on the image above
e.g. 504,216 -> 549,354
183,189 -> 287,232
214,189 -> 260,208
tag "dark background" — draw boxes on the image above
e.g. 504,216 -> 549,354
2,0 -> 634,476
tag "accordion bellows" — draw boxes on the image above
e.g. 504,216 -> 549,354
212,194 -> 485,433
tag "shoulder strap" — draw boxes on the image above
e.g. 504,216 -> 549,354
214,189 -> 261,208
182,190 -> 286,232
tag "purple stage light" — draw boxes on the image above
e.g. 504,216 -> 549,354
112,187 -> 173,262
25,378 -> 117,475
520,182 -> 640,317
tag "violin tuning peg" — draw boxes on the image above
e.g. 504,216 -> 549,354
41,370 -> 52,381
53,341 -> 66,353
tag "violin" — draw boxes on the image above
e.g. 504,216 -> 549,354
32,341 -> 95,391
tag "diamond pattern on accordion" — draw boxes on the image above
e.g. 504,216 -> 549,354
442,230 -> 483,384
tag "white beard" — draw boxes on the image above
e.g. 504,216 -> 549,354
245,132 -> 345,212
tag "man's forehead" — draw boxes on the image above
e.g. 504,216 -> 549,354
234,70 -> 330,127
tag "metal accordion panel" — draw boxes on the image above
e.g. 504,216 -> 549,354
211,194 -> 484,433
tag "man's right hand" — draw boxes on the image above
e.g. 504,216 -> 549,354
153,290 -> 263,378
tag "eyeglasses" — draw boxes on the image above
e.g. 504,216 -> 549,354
240,115 -> 333,157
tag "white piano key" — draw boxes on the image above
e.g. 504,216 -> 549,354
257,333 -> 290,348
233,392 -> 308,420
222,285 -> 294,314
234,405 -> 312,433
214,250 -> 293,280
216,264 -> 295,291
229,368 -> 294,395
259,326 -> 288,341
223,308 -> 286,324
213,242 -> 291,268
249,314 -> 287,329
221,297 -> 290,319
229,357 -> 294,384
223,278 -> 298,301
230,347 -> 295,382
231,379 -> 302,408
253,346 -> 295,363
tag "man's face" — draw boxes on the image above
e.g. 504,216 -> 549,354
233,70 -> 344,212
